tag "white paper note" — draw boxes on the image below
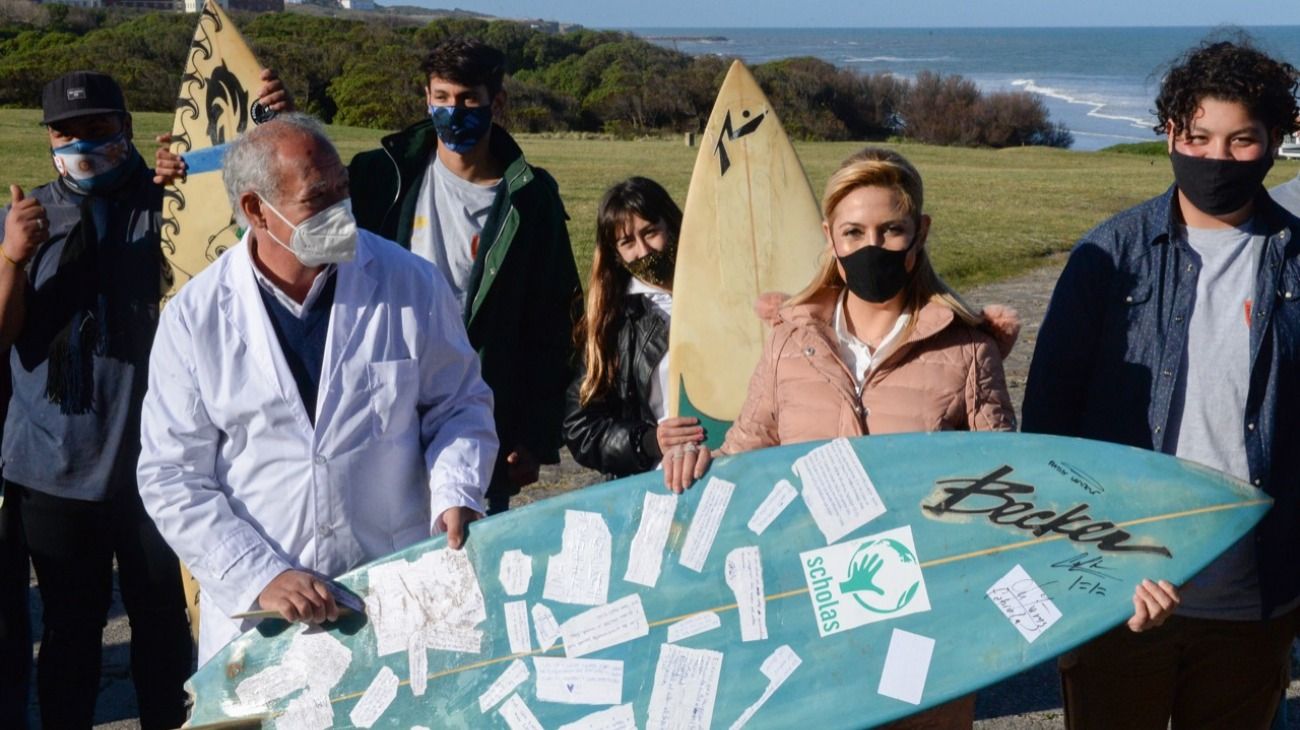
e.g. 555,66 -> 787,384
499,549 -> 533,596
534,657 -> 624,705
679,477 -> 736,572
235,662 -> 306,709
348,666 -> 399,728
479,658 -> 530,712
728,644 -> 802,729
725,547 -> 767,642
877,629 -> 935,705
624,491 -> 678,588
646,643 -> 724,730
505,600 -> 532,654
408,633 -> 428,697
748,480 -> 797,535
544,510 -> 613,606
423,626 -> 483,654
285,629 -> 352,693
986,564 -> 1062,643
665,611 -> 722,643
275,690 -> 333,730
364,549 -> 487,657
793,438 -> 887,544
559,703 -> 638,730
532,603 -> 562,650
561,594 -> 650,658
498,693 -> 544,730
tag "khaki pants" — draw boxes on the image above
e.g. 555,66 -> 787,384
1059,610 -> 1296,730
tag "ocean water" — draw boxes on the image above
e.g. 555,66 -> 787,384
633,27 -> 1300,151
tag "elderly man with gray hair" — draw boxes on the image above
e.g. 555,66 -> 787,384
137,113 -> 497,663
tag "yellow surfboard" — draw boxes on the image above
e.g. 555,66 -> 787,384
162,0 -> 267,641
161,0 -> 266,301
667,60 -> 825,446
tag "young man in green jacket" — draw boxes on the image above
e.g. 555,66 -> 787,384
348,39 -> 581,513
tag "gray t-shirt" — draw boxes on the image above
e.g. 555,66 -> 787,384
1271,173 -> 1300,218
409,154 -> 501,314
1165,220 -> 1264,619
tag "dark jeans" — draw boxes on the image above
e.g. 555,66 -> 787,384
17,482 -> 192,730
1060,609 -> 1296,730
0,487 -> 29,730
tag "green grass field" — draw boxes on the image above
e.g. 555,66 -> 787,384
3,108 -> 1298,289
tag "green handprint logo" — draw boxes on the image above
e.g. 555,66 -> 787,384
841,538 -> 921,613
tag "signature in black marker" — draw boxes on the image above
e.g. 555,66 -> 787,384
1051,553 -> 1119,581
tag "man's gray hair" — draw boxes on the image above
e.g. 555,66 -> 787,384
222,112 -> 338,226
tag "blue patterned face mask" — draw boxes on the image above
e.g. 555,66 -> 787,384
428,105 -> 493,153
51,131 -> 134,193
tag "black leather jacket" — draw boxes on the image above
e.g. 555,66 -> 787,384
562,295 -> 668,479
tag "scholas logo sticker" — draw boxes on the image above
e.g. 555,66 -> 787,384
800,525 -> 931,637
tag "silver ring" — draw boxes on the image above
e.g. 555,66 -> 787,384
37,218 -> 45,230
682,443 -> 699,454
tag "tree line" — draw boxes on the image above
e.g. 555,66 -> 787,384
0,2 -> 1073,148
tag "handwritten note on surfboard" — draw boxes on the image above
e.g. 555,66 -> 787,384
183,432 -> 1269,728
160,0 -> 266,302
667,60 -> 825,446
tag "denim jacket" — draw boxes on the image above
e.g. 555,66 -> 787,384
1023,185 -> 1300,617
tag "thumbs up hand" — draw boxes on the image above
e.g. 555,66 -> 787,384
2,185 -> 48,267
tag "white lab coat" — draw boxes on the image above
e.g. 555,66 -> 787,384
138,229 -> 498,663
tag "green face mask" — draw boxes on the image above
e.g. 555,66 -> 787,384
620,235 -> 678,289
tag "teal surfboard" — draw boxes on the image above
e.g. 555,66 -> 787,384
184,432 -> 1269,729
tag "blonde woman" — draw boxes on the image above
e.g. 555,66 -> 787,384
666,147 -> 1021,728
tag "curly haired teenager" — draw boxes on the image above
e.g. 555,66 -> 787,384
1023,38 -> 1300,730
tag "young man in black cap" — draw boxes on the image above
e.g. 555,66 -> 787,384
0,71 -> 191,729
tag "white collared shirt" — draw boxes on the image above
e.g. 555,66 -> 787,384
833,289 -> 910,389
247,241 -> 336,319
627,276 -> 672,423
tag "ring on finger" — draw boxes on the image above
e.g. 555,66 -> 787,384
682,443 -> 699,453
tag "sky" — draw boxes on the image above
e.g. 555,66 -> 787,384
424,0 -> 1299,29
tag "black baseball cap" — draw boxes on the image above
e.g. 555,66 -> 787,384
41,71 -> 127,125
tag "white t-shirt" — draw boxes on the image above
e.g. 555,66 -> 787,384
627,276 -> 673,423
409,154 -> 501,314
833,289 -> 910,390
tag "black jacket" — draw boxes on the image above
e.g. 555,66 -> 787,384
562,295 -> 669,480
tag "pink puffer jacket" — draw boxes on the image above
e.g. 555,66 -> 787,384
721,288 -> 1016,454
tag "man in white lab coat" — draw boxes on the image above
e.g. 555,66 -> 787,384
137,113 -> 498,663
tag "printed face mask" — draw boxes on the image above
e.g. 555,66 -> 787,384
429,105 -> 493,154
1170,150 -> 1273,217
260,197 -> 358,267
838,241 -> 913,304
620,235 -> 678,289
51,131 -> 134,193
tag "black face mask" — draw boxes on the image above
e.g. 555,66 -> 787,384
620,235 -> 678,289
838,243 -> 913,303
1170,149 -> 1273,217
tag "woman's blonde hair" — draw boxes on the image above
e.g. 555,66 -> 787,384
574,177 -> 683,406
788,147 -> 983,328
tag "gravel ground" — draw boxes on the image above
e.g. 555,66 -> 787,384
20,257 -> 1295,728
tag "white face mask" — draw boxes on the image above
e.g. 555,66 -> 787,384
259,196 -> 358,267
